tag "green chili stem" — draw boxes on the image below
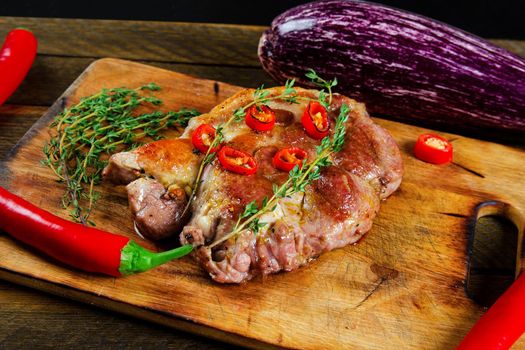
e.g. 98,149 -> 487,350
119,241 -> 193,275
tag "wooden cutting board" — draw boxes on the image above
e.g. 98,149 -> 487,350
1,58 -> 524,350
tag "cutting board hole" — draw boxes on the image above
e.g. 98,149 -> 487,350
466,213 -> 518,307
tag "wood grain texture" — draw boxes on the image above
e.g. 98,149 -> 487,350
0,280 -> 234,350
466,216 -> 518,306
1,58 -> 524,349
0,105 -> 46,151
7,56 -> 273,106
491,39 -> 525,58
0,17 -> 264,66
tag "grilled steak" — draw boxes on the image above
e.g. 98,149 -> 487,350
104,87 -> 403,283
127,178 -> 188,241
103,138 -> 201,240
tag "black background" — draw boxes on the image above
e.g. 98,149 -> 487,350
0,0 -> 524,39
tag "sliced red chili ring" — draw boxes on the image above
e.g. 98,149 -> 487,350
245,105 -> 276,132
191,124 -> 220,154
301,101 -> 330,140
273,147 -> 308,173
413,133 -> 453,165
218,146 -> 258,175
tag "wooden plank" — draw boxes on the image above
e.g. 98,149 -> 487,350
0,105 -> 46,152
491,39 -> 525,58
7,56 -> 273,106
465,215 -> 519,306
0,17 -> 265,66
0,270 -> 271,350
0,279 -> 235,350
1,58 -> 525,349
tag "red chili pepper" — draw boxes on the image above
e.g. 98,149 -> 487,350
0,186 -> 192,277
191,123 -> 220,154
413,133 -> 453,164
0,28 -> 38,106
273,147 -> 308,172
457,273 -> 525,350
245,105 -> 276,132
301,101 -> 330,140
218,146 -> 257,175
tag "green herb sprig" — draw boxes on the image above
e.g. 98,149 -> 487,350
209,103 -> 350,249
305,69 -> 338,108
42,83 -> 200,225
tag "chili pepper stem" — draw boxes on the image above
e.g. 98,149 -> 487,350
118,241 -> 193,275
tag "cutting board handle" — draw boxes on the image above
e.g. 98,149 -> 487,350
468,201 -> 525,278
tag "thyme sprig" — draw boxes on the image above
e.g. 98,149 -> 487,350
209,103 -> 350,249
305,69 -> 338,108
42,83 -> 200,225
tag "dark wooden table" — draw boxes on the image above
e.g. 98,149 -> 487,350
0,17 -> 524,349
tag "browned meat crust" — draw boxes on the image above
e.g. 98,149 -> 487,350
105,87 -> 403,283
177,87 -> 403,283
103,139 -> 201,241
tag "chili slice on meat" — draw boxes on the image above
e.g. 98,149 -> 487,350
413,133 -> 453,164
302,101 -> 330,140
273,147 -> 308,172
245,105 -> 276,132
192,124 -> 220,153
218,146 -> 257,175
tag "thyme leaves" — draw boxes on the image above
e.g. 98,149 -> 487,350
43,84 -> 199,224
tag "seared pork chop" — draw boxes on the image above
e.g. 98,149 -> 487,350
103,138 -> 201,240
104,87 -> 403,283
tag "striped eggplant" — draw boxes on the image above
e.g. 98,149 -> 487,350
258,0 -> 525,138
